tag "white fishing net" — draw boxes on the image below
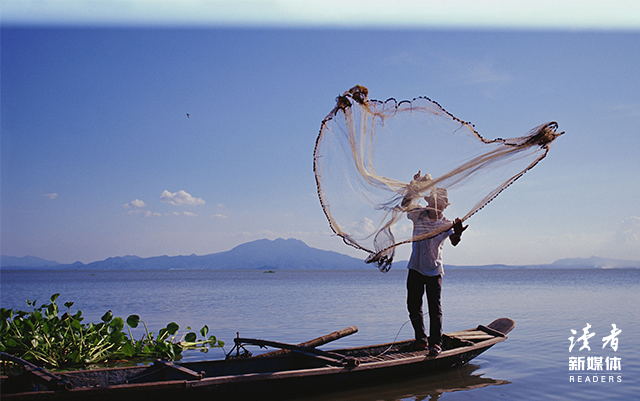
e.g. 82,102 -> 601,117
314,85 -> 563,272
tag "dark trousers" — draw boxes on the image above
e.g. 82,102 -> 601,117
407,269 -> 443,346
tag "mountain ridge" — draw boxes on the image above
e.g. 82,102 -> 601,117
1,238 -> 369,270
2,239 -> 639,270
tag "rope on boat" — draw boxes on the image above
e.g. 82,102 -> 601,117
225,332 -> 253,360
375,319 -> 414,358
125,363 -> 169,384
375,291 -> 431,358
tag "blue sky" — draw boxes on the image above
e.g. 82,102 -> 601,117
2,1 -> 639,265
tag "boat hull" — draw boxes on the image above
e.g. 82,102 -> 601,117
1,318 -> 514,400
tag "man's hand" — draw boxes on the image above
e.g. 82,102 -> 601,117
450,218 -> 468,246
453,218 -> 468,236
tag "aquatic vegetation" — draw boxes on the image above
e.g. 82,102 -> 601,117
0,294 -> 224,370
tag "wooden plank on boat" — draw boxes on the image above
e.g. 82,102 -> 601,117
485,317 -> 516,336
448,318 -> 515,342
235,337 -> 359,367
446,329 -> 478,336
256,326 -> 358,358
456,334 -> 494,341
445,329 -> 495,342
457,330 -> 493,336
152,360 -> 204,380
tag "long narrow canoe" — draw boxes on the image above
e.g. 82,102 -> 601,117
1,318 -> 514,401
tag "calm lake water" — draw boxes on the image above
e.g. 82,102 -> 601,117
1,268 -> 639,400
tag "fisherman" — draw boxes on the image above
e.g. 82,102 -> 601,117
401,171 -> 467,355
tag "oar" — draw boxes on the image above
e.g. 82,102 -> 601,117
254,325 -> 358,358
235,337 -> 359,367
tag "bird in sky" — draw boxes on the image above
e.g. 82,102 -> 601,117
186,113 -> 190,118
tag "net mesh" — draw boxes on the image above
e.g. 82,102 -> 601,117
314,85 -> 563,272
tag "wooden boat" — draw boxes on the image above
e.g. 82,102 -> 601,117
1,318 -> 514,400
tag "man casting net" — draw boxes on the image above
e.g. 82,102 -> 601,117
313,85 -> 562,272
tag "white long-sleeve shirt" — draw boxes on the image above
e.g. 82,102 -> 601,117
406,207 -> 453,277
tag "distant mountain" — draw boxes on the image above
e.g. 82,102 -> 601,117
1,239 -> 369,270
448,264 -> 519,269
2,243 -> 639,270
449,256 -> 640,269
0,255 -> 60,268
195,238 -> 368,270
550,256 -> 640,269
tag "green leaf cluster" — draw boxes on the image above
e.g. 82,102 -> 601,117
0,294 -> 224,370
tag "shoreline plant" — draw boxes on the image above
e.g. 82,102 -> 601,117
0,294 -> 224,370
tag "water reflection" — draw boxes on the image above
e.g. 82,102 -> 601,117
292,363 -> 509,401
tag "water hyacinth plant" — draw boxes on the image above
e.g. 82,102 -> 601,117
0,294 -> 224,370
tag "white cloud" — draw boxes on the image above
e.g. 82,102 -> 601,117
123,199 -> 146,208
126,209 -> 160,217
160,190 -> 205,206
557,216 -> 640,263
466,59 -> 512,85
348,218 -> 376,238
213,214 -> 228,219
393,222 -> 412,234
171,211 -> 198,217
613,216 -> 640,246
607,102 -> 640,118
44,193 -> 58,199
